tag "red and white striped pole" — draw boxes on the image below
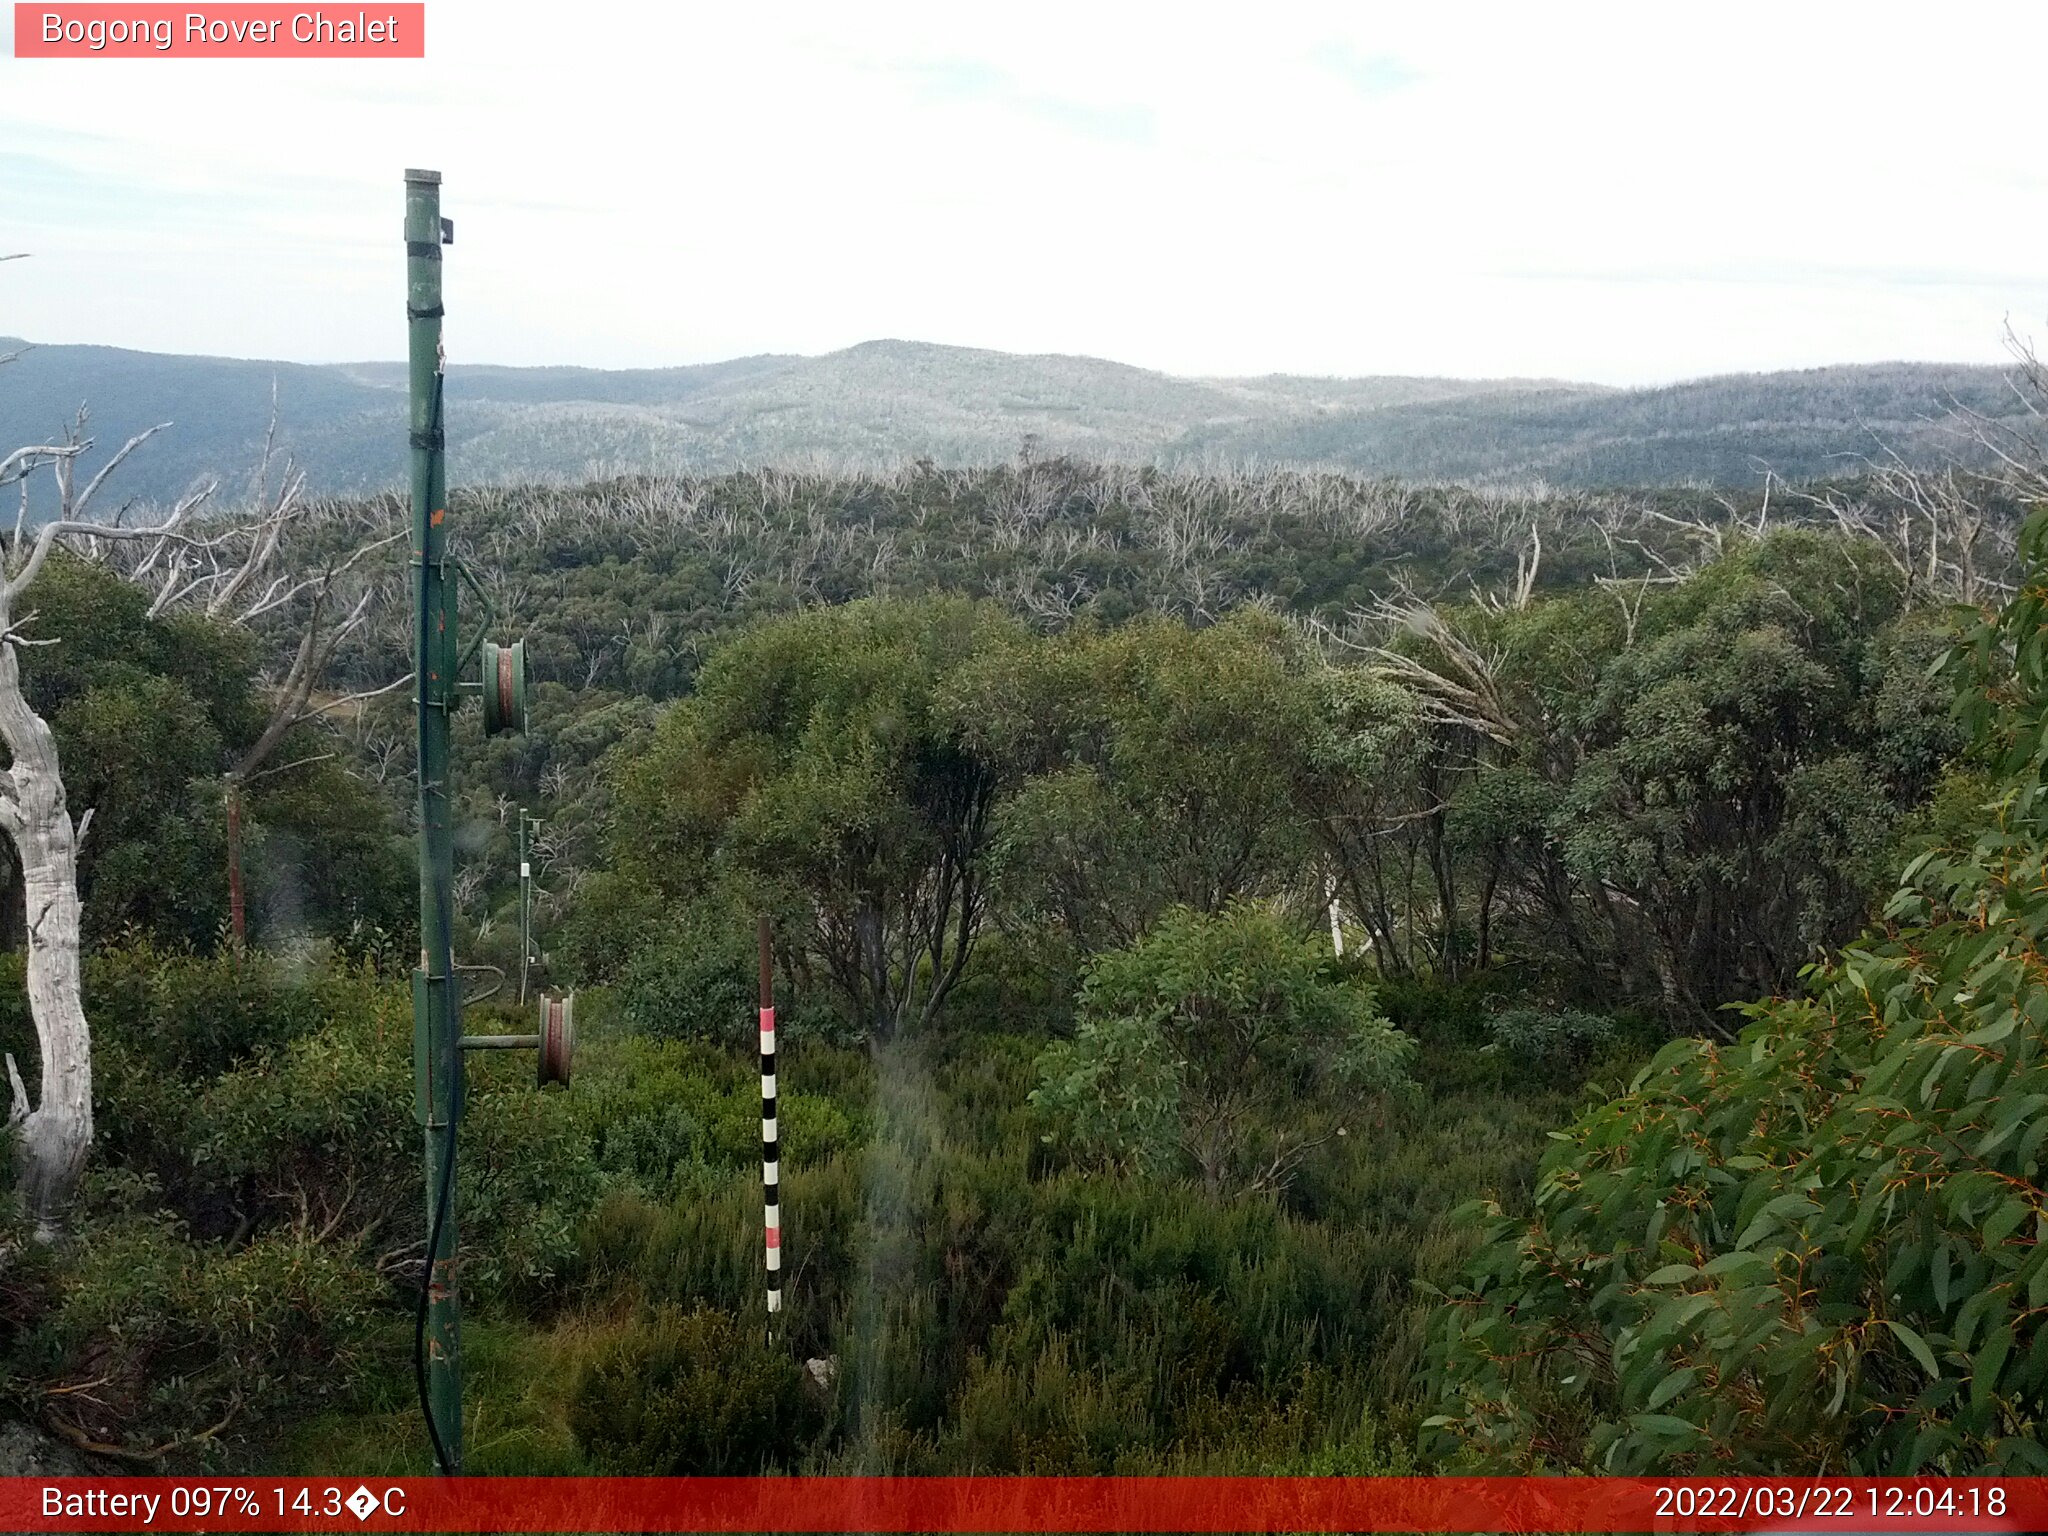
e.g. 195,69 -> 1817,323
758,915 -> 781,1338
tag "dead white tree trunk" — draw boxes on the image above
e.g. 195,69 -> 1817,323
0,577 -> 90,1237
0,470 -> 198,1236
0,280 -> 162,1230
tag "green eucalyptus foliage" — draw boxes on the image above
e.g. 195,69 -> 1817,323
238,762 -> 414,946
1545,535 -> 1950,1018
9,555 -> 250,945
592,530 -> 1951,1035
610,899 -> 857,1052
1033,903 -> 1413,1195
10,461 -> 2012,1473
614,899 -> 758,1047
607,595 -> 1028,1044
1362,531 -> 1959,1016
0,554 -> 409,948
1424,513 -> 2048,1474
302,465 -> 1989,1032
958,611 -> 1337,957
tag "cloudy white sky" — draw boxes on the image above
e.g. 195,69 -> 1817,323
4,2 -> 2046,384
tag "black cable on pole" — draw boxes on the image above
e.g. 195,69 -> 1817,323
415,1119 -> 458,1476
412,363 -> 458,1478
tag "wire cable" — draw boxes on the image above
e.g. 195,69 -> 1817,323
414,1116 -> 458,1475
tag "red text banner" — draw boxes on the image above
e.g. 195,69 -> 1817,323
3,1477 -> 2047,1532
12,4 -> 424,57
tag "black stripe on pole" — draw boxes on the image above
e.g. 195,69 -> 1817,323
760,915 -> 781,1326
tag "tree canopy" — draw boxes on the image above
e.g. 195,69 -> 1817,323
0,555 -> 408,950
606,595 -> 1025,1045
1423,514 -> 2048,1474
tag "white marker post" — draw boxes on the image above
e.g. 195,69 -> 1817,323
758,915 -> 781,1341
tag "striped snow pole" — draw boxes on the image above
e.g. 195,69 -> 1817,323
758,915 -> 781,1331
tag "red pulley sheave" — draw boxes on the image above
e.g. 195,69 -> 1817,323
537,991 -> 574,1086
480,638 -> 528,735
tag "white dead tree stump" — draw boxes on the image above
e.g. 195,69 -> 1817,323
0,414 -> 206,1237
0,605 -> 90,1235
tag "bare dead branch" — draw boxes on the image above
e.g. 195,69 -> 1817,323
0,444 -> 85,488
70,424 -> 172,522
7,515 -> 203,604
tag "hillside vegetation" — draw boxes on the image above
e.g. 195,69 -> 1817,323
0,449 -> 2041,1476
0,334 -> 2027,509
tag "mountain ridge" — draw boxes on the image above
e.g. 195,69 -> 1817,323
0,334 -> 2025,507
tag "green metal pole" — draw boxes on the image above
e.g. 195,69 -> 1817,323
406,166 -> 463,1474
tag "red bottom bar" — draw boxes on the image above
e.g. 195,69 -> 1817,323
7,1476 -> 2047,1533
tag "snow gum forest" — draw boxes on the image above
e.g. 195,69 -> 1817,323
0,395 -> 2045,1474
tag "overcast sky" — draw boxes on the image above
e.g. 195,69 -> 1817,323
4,2 -> 2046,385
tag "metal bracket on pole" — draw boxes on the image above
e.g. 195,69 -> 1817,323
458,991 -> 574,1086
453,559 -> 497,673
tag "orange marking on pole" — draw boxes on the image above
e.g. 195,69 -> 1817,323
431,508 -> 446,525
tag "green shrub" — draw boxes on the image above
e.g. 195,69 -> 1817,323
1479,1007 -> 1617,1076
191,975 -> 413,1236
187,973 -> 600,1300
30,1212 -> 390,1458
88,941 -> 332,1081
939,927 -> 1078,1039
572,1151 -> 864,1367
577,1035 -> 864,1198
616,910 -> 754,1048
569,1305 -> 821,1472
1034,904 -> 1413,1195
455,1054 -> 606,1301
616,903 -> 855,1049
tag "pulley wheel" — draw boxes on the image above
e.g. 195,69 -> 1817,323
538,990 -> 574,1087
480,638 -> 528,736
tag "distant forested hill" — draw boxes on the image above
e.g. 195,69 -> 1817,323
1170,362 -> 2028,485
0,333 -> 2022,508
